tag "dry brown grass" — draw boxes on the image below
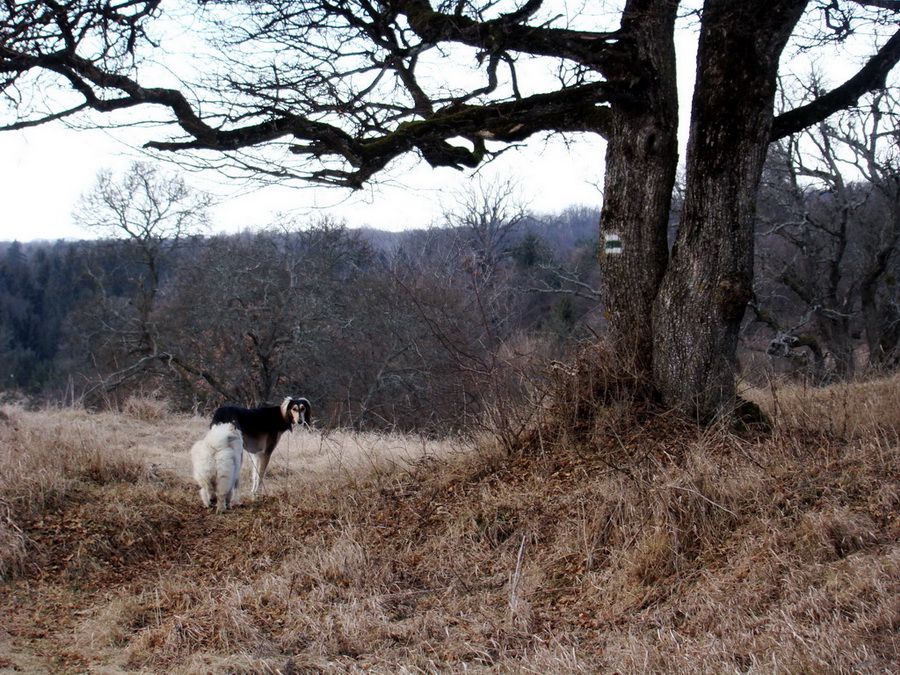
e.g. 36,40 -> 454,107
1,375 -> 898,674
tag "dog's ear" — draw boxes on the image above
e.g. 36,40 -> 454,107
296,398 -> 311,427
281,396 -> 297,424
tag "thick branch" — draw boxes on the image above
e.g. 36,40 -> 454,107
147,80 -> 617,187
1,0 -> 633,189
771,27 -> 900,140
393,0 -> 622,71
851,1 -> 900,10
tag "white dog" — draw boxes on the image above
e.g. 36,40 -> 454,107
190,422 -> 244,513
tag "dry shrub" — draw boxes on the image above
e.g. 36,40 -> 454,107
592,526 -> 899,674
124,578 -> 272,666
636,457 -> 745,579
122,394 -> 172,423
481,339 -> 657,467
0,405 -> 150,510
265,425 -> 468,485
0,496 -> 28,578
797,506 -> 882,561
475,333 -> 557,454
74,594 -> 150,651
0,403 -> 202,581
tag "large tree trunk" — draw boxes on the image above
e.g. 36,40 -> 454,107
598,0 -> 679,377
652,0 -> 808,420
818,306 -> 856,378
860,200 -> 900,368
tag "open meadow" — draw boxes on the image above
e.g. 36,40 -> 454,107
1,376 -> 898,674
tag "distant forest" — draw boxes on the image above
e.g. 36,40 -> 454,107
0,192 -> 604,431
2,150 -> 899,431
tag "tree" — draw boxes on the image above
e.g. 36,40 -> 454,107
159,220 -> 383,410
444,177 -> 529,280
4,0 -> 900,420
806,89 -> 900,371
0,240 -> 91,393
74,161 -> 211,316
752,86 -> 900,377
71,162 -> 211,396
754,149 -> 864,380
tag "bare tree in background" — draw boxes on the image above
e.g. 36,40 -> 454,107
753,85 -> 900,378
396,179 -> 550,445
75,162 -> 211,323
836,90 -> 900,369
445,177 -> 529,281
72,161 -> 211,397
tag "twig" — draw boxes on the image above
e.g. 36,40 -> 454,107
664,484 -> 739,518
509,533 -> 527,613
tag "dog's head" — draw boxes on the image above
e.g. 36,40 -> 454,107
281,396 -> 311,429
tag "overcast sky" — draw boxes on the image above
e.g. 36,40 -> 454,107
0,122 -> 607,242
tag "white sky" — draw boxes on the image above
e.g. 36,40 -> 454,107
0,123 -> 607,242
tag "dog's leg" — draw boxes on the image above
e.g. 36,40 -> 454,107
215,457 -> 233,514
192,435 -> 219,509
199,486 -> 213,508
232,449 -> 243,506
247,451 -> 261,495
215,491 -> 228,513
248,451 -> 272,495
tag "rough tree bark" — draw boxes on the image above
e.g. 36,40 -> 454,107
653,0 -> 808,419
597,0 -> 679,377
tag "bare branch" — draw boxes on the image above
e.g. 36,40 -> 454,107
772,27 -> 900,139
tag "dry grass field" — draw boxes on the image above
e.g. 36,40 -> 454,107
0,374 -> 898,674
